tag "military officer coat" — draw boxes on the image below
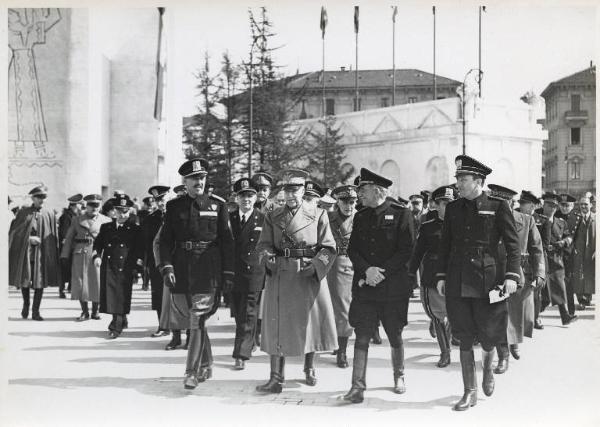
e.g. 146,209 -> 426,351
437,192 -> 521,298
348,199 -> 416,301
159,193 -> 234,295
408,216 -> 443,288
93,218 -> 143,314
230,208 -> 266,293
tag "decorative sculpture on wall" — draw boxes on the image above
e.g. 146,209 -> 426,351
8,8 -> 61,158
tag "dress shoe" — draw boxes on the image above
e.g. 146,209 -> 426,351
494,344 -> 509,374
343,388 -> 364,403
336,352 -> 349,368
256,374 -> 283,394
234,358 -> 246,370
21,307 -> 29,319
509,344 -> 520,360
576,304 -> 586,311
91,313 -> 101,320
151,329 -> 169,338
77,312 -> 90,321
184,374 -> 199,390
32,313 -> 44,321
59,292 -> 66,299
534,319 -> 544,329
393,374 -> 406,394
197,367 -> 212,382
304,368 -> 317,386
561,314 -> 578,326
165,337 -> 181,350
108,331 -> 119,339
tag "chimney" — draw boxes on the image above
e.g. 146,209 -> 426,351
340,66 -> 346,72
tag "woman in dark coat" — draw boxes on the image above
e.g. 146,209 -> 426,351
93,194 -> 143,338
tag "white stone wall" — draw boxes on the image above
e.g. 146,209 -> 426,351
292,97 -> 546,198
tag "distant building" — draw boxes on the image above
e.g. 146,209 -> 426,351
287,68 -> 461,120
541,64 -> 596,195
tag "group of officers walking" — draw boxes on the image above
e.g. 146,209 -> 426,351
8,153 -> 595,410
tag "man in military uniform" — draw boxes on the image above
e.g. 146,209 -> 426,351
9,186 -> 61,321
556,194 -> 583,316
59,193 -> 83,298
343,168 -> 416,403
487,184 -> 544,372
252,172 -> 275,214
571,195 -> 594,308
327,185 -> 358,368
303,181 -> 324,205
159,158 -> 235,390
436,155 -> 521,411
409,194 -> 426,229
408,185 -> 456,369
518,190 -> 550,330
142,185 -> 170,337
539,193 -> 577,325
173,184 -> 187,198
93,194 -> 143,338
229,178 -> 266,370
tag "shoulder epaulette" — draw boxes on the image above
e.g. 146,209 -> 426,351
487,194 -> 504,202
209,194 -> 226,204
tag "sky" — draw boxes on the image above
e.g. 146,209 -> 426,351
167,0 -> 597,115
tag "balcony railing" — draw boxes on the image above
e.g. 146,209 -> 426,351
565,110 -> 589,123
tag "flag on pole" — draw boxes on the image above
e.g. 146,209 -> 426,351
320,6 -> 328,39
392,5 -> 398,22
354,6 -> 359,33
433,5 -> 436,15
153,7 -> 166,121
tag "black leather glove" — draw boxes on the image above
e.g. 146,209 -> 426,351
162,266 -> 176,289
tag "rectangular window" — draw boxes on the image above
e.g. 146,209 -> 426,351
571,94 -> 581,111
571,127 -> 581,145
353,98 -> 362,111
325,98 -> 335,116
381,97 -> 389,108
570,161 -> 581,180
408,96 -> 418,104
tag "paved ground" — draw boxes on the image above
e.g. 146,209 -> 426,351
2,285 -> 599,427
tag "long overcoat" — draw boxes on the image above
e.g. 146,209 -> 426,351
94,218 -> 143,314
541,216 -> 570,306
571,213 -> 595,295
326,209 -> 354,337
257,201 -> 338,356
61,213 -> 112,302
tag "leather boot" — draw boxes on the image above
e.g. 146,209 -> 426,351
482,349 -> 495,397
336,336 -> 349,368
77,301 -> 90,321
453,350 -> 477,411
434,320 -> 451,368
91,302 -> 100,320
391,345 -> 406,394
21,288 -> 30,319
32,289 -> 44,321
559,304 -> 577,325
304,352 -> 317,386
183,329 -> 204,389
343,348 -> 368,403
256,355 -> 285,393
493,343 -> 509,374
165,329 -> 182,350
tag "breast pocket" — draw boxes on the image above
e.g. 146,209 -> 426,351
469,252 -> 497,290
199,211 -> 218,234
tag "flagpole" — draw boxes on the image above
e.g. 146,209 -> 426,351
392,6 -> 396,106
478,6 -> 485,97
354,6 -> 359,112
433,5 -> 437,101
322,33 -> 325,117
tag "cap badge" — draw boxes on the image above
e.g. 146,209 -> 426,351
120,199 -> 126,207
445,188 -> 454,198
307,183 -> 313,190
241,180 -> 249,189
192,160 -> 201,172
456,159 -> 462,168
151,189 -> 158,197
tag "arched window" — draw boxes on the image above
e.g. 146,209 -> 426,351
380,160 -> 401,197
425,156 -> 449,189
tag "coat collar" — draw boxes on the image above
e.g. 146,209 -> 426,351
276,201 -> 317,235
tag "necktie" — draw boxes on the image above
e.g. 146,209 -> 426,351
241,215 -> 246,226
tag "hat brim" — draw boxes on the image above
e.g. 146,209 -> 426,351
455,171 -> 486,178
86,202 -> 101,207
183,171 -> 208,178
32,194 -> 47,199
237,189 -> 257,195
543,200 -> 559,206
283,183 -> 304,189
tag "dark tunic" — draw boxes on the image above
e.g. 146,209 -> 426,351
159,193 -> 234,295
437,193 -> 521,346
94,218 -> 143,314
541,216 -> 571,306
58,208 -> 77,284
571,213 -> 595,295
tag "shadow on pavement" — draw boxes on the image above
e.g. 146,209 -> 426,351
8,376 -> 460,410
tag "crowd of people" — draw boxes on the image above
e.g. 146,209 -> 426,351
8,154 -> 595,410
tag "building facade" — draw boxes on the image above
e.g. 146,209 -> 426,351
541,65 -> 596,196
290,96 -> 545,198
287,68 -> 461,120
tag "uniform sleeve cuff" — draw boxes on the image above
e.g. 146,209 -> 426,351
160,264 -> 174,275
436,273 -> 446,279
223,271 -> 235,277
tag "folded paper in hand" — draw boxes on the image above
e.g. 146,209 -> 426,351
489,286 -> 509,304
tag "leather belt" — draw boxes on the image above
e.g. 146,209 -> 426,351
177,241 -> 215,251
275,247 -> 317,258
75,238 -> 93,243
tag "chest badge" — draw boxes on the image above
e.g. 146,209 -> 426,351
385,215 -> 394,220
211,204 -> 217,211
